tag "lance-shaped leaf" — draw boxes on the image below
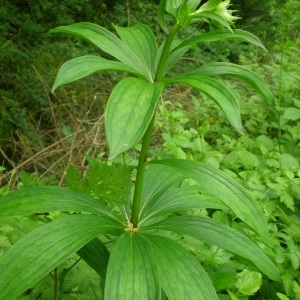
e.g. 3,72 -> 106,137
155,39 -> 190,77
114,24 -> 157,82
187,62 -> 275,105
139,186 -> 227,226
192,11 -> 233,31
152,159 -> 272,246
77,237 -> 110,294
198,0 -> 222,11
139,164 -> 226,226
139,164 -> 184,217
163,75 -> 243,133
166,0 -> 185,19
0,186 -> 121,222
157,0 -> 168,33
187,0 -> 202,12
52,55 -> 139,92
105,232 -> 160,300
146,215 -> 281,281
171,29 -> 267,54
0,214 -> 123,300
105,77 -> 164,159
50,22 -> 146,76
77,237 -> 110,279
145,233 -> 218,299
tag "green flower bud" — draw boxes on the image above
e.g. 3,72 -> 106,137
191,0 -> 239,26
213,0 -> 239,25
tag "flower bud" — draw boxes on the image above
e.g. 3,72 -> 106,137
213,0 -> 239,25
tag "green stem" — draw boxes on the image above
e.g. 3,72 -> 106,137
130,23 -> 181,227
130,115 -> 155,227
155,22 -> 181,81
53,268 -> 58,300
277,45 -> 285,153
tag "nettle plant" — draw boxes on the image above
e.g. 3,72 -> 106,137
0,0 -> 281,299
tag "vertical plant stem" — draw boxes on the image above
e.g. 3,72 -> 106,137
53,268 -> 58,300
130,115 -> 155,227
155,22 -> 181,81
277,45 -> 285,153
58,258 -> 81,298
126,0 -> 131,27
130,23 -> 181,227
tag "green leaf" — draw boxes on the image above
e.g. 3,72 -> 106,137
155,39 -> 190,77
139,163 -> 184,216
211,271 -> 237,291
114,24 -> 157,82
276,293 -> 290,300
280,153 -> 299,172
187,62 -> 275,105
105,77 -> 164,159
77,237 -> 110,294
146,215 -> 280,281
199,0 -> 221,11
140,186 -> 226,226
145,233 -> 218,299
293,98 -> 300,109
19,170 -> 43,187
193,11 -> 233,31
85,160 -> 132,205
66,165 -> 87,193
235,269 -> 262,295
0,186 -> 121,222
256,134 -> 275,151
282,107 -> 300,120
157,0 -> 168,33
172,29 -> 267,54
77,237 -> 110,279
163,75 -> 243,133
105,232 -> 160,300
227,290 -> 239,300
52,55 -> 138,92
152,159 -> 272,246
50,23 -> 135,69
187,0 -> 202,12
176,1 -> 189,24
139,164 -> 227,225
166,0 -> 185,19
0,214 -> 123,300
0,184 -> 9,196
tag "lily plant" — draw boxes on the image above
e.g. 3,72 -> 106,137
0,0 -> 280,299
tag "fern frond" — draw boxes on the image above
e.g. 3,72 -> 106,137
66,166 -> 88,194
86,158 -> 132,205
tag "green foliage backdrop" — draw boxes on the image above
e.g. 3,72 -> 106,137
0,1 -> 299,298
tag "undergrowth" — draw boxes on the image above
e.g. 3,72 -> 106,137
0,0 -> 299,299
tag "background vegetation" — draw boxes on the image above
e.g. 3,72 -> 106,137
0,0 -> 299,299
